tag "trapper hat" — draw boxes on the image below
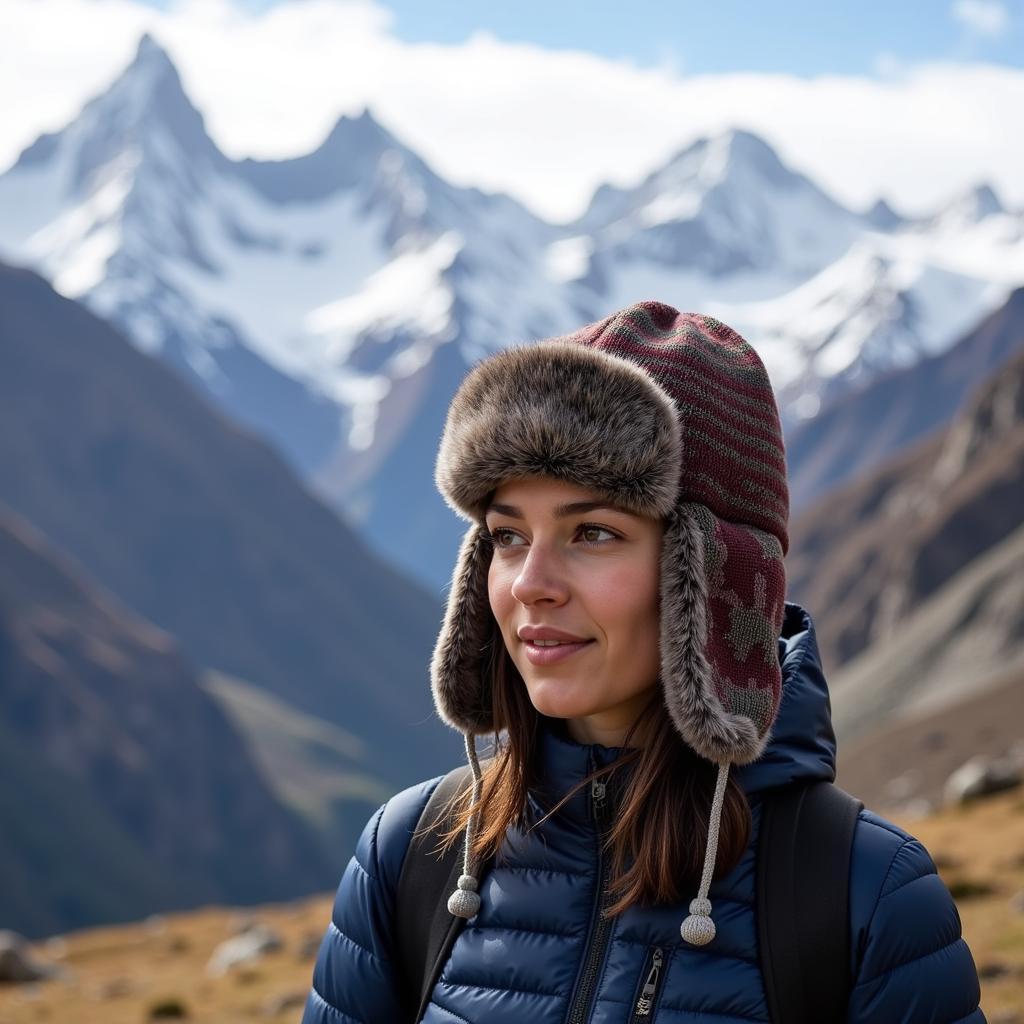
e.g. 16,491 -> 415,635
431,300 -> 789,946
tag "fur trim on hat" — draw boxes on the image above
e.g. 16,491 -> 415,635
435,340 -> 683,523
431,524 -> 494,733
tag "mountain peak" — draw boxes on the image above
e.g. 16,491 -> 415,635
722,127 -> 777,158
320,107 -> 392,153
718,127 -> 800,188
106,32 -> 203,127
573,123 -> 853,255
9,32 -> 199,178
970,183 -> 1005,217
130,32 -> 176,74
654,127 -> 794,193
866,197 -> 906,230
56,32 -> 224,188
232,105 -> 449,208
234,105 -> 405,203
94,32 -> 191,117
937,182 -> 1006,224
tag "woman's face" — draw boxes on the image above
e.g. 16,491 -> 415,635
486,475 -> 664,747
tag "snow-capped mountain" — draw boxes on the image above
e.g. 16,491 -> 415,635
574,129 -> 861,282
724,235 -> 1010,419
2,34 -> 1022,587
0,36 -> 581,473
739,181 -> 1021,419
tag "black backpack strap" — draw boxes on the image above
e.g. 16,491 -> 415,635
757,780 -> 863,1024
395,765 -> 478,1023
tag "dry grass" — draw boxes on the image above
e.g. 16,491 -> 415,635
891,787 -> 1024,1019
1,788 -> 1021,1022
0,894 -> 333,1024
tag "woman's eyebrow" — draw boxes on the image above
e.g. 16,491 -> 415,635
485,500 -> 635,519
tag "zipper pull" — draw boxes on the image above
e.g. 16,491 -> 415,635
591,778 -> 607,823
633,947 -> 663,1017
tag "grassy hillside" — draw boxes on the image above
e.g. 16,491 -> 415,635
1,790 -> 1020,1022
902,788 -> 1024,1019
202,670 -> 393,859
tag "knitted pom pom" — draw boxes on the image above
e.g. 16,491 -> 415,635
680,898 -> 715,946
447,874 -> 481,918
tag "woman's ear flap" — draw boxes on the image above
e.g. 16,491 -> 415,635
431,523 -> 496,734
658,504 -> 781,767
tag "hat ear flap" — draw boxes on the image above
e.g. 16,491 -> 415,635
431,524 -> 496,734
660,504 -> 781,766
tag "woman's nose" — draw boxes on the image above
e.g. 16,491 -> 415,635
510,545 -> 570,606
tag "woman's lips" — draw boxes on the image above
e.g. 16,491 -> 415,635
522,639 -> 595,666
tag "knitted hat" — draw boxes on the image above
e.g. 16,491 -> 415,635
431,300 -> 788,945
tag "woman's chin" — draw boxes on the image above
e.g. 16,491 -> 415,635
523,679 -> 596,721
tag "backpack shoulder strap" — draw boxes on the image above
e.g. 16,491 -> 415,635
756,780 -> 864,1024
395,764 -> 478,1023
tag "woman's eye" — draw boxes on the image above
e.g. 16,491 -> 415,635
489,527 -> 523,548
578,524 -> 616,545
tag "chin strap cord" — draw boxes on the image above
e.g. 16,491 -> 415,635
447,731 -> 484,918
680,761 -> 730,945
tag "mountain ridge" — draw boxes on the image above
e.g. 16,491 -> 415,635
1,35 -> 1022,589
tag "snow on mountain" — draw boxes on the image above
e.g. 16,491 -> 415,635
923,183 -> 1006,230
1,35 -> 1022,588
712,238 -> 1011,420
0,37 -> 582,483
701,184 -> 1024,421
574,129 -> 862,286
0,36 -> 345,473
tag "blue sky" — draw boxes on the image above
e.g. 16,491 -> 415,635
377,0 -> 1023,74
142,0 -> 1023,75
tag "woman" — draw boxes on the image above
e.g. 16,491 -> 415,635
302,301 -> 985,1023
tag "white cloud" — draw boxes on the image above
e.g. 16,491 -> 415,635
952,0 -> 1010,35
0,0 -> 1020,222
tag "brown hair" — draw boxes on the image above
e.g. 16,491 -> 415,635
437,618 -> 752,917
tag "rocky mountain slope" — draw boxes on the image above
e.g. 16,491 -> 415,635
787,343 -> 1024,681
836,666 -> 1023,812
824,521 -> 1024,743
0,505 -> 331,938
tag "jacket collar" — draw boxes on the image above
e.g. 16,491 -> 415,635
531,717 -> 626,828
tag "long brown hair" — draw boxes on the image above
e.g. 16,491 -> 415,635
438,618 -> 752,917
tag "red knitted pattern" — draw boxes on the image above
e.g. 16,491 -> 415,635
567,300 -> 789,554
702,512 -> 786,735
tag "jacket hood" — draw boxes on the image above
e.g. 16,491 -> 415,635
533,601 -> 836,820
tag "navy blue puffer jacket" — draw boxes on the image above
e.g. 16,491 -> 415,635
302,604 -> 985,1023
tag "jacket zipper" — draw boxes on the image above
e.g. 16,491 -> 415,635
565,775 -> 614,1024
629,946 -> 665,1021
